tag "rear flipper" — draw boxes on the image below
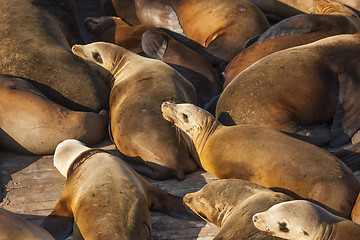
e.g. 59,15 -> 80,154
330,60 -> 360,147
41,198 -> 74,240
333,142 -> 360,171
141,28 -> 168,60
287,123 -> 332,146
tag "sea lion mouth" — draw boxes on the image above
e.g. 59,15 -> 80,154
183,202 -> 211,224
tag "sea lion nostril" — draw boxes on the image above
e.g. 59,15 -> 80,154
252,214 -> 259,222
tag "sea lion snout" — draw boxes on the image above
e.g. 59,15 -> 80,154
252,214 -> 259,222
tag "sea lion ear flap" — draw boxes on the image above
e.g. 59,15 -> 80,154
141,28 -> 168,60
41,198 -> 74,240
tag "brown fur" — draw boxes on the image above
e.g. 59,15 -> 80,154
0,74 -> 108,155
217,33 -> 360,147
0,0 -> 109,111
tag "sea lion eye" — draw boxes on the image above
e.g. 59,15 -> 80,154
92,52 -> 102,63
278,222 -> 289,232
182,113 -> 189,122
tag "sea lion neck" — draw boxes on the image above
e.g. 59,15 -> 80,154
111,51 -> 138,87
193,114 -> 220,155
318,222 -> 334,240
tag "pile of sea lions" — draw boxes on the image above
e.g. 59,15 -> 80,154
1,0 -> 360,239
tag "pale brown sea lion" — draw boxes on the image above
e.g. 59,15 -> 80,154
0,74 -> 108,155
217,33 -> 360,147
0,0 -> 109,111
132,0 -> 269,63
0,208 -> 54,240
184,179 -> 293,239
72,42 -> 197,180
161,102 -> 360,218
41,139 -> 190,240
224,0 -> 360,87
84,17 -> 222,107
250,0 -> 360,16
253,200 -> 360,240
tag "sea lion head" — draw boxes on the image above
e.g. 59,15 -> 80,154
54,139 -> 90,177
84,16 -> 116,38
252,200 -> 329,239
71,42 -> 129,86
161,101 -> 217,141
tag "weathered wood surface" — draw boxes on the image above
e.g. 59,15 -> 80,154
0,138 -> 220,240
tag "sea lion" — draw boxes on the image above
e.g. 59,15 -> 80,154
0,208 -> 54,240
84,16 -> 152,54
72,42 -> 198,180
100,0 -> 141,25
132,0 -> 269,63
141,28 -> 222,107
250,0 -> 360,16
224,0 -> 360,87
41,139 -> 190,240
184,179 -> 293,239
217,33 -> 360,147
253,200 -> 360,240
0,74 -> 108,155
0,0 -> 109,112
161,102 -> 360,218
352,193 -> 360,224
85,17 -> 222,107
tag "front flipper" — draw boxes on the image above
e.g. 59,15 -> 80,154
41,198 -> 74,240
333,142 -> 360,171
258,14 -> 331,43
141,28 -> 168,60
136,2 -> 185,36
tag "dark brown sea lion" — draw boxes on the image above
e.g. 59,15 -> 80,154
72,42 -> 198,180
84,16 -> 152,54
0,0 -> 109,111
0,74 -> 108,155
184,179 -> 293,240
132,0 -> 269,63
161,102 -> 360,218
224,0 -> 360,87
253,200 -> 360,240
41,139 -> 190,240
141,27 -> 222,107
0,208 -> 54,240
217,33 -> 360,147
100,0 -> 141,25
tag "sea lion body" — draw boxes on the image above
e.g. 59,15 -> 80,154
217,33 -> 360,147
161,102 -> 360,218
72,42 -> 197,180
0,208 -> 54,240
253,200 -> 360,240
0,0 -> 109,111
42,139 -> 189,240
0,74 -> 108,155
133,0 -> 269,63
184,179 -> 293,239
224,0 -> 360,87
